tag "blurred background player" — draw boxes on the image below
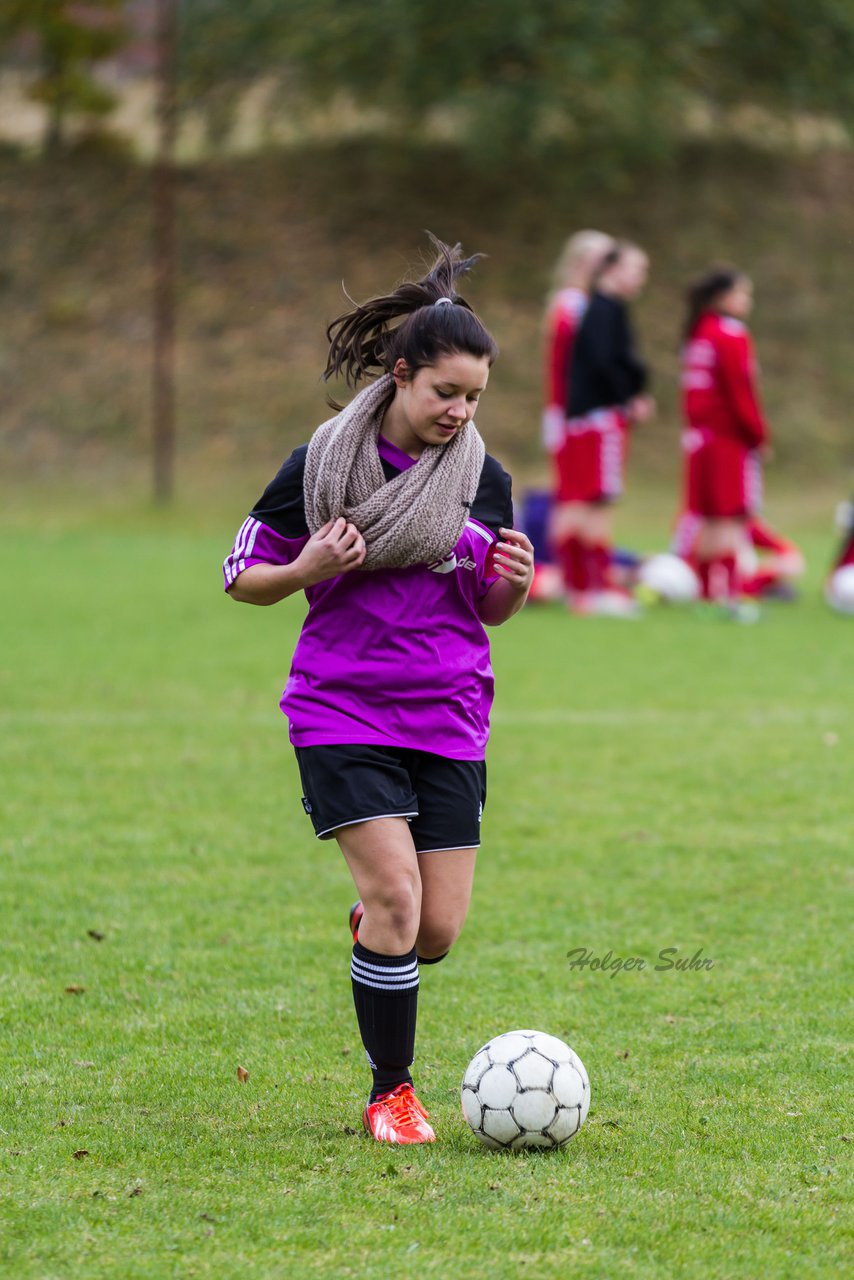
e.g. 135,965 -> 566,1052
826,499 -> 854,614
542,230 -> 615,453
672,509 -> 804,601
558,241 -> 654,615
541,230 -> 614,605
680,266 -> 772,615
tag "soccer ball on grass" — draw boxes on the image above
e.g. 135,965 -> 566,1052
461,1029 -> 590,1150
637,553 -> 700,604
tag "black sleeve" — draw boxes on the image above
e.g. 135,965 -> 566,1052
612,307 -> 648,402
585,297 -> 621,382
471,453 -> 514,538
249,444 -> 310,538
567,294 -> 620,416
569,295 -> 648,413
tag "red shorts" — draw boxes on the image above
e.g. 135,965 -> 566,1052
684,433 -> 762,519
554,409 -> 628,504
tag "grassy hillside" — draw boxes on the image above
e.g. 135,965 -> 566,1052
1,141 -> 853,494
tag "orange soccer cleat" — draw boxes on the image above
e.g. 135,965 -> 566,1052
362,1083 -> 436,1145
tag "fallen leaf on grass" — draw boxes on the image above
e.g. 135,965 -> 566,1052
87,930 -> 105,942
72,1150 -> 89,1160
64,985 -> 85,995
237,1065 -> 249,1083
129,1186 -> 143,1197
615,1050 -> 630,1060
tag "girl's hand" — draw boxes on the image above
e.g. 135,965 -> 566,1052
297,518 -> 367,585
628,394 -> 656,424
492,528 -> 535,593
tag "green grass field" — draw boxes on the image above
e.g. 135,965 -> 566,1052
1,494 -> 851,1278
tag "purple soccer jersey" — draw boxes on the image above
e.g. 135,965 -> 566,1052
223,434 -> 513,759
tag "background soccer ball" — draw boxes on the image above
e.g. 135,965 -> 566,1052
826,564 -> 854,615
637,553 -> 700,604
461,1029 -> 590,1150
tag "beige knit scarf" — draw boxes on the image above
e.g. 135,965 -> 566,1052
304,373 -> 486,570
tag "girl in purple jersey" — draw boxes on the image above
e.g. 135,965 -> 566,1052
223,238 -> 534,1145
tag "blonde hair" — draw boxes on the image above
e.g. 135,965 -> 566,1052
551,230 -> 615,295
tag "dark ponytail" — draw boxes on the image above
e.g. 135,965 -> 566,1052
323,233 -> 498,388
588,239 -> 648,291
590,241 -> 624,288
683,266 -> 744,343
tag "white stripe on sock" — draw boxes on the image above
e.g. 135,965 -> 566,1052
350,973 -> 420,991
350,961 -> 419,991
351,955 -> 418,978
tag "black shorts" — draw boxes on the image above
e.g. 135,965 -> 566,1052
294,744 -> 487,852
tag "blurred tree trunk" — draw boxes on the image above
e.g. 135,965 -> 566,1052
43,41 -> 64,154
152,0 -> 177,503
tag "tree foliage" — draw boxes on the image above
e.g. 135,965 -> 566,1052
8,2 -> 852,158
0,1 -> 126,152
177,0 -> 854,158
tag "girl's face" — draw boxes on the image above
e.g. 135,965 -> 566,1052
717,277 -> 753,319
389,352 -> 491,455
611,249 -> 649,299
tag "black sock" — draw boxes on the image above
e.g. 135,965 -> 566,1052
350,941 -> 419,1102
417,952 -> 449,965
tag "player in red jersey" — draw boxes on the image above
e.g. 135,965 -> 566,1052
680,267 -> 772,608
543,231 -> 615,605
559,242 -> 654,615
543,231 -> 615,453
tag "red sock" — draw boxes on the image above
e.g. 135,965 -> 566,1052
587,543 -> 611,592
741,566 -> 777,597
720,553 -> 740,600
556,535 -> 589,593
699,555 -> 740,601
